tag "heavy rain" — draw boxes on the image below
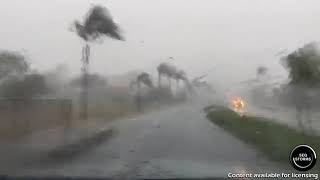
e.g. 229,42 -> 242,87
0,0 -> 319,179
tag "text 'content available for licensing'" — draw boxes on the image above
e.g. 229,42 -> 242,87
227,172 -> 318,179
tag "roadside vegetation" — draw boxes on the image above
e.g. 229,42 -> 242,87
0,50 -> 187,141
204,105 -> 320,164
248,42 -> 320,134
0,5 -> 190,141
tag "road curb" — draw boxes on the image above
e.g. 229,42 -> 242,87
46,128 -> 115,161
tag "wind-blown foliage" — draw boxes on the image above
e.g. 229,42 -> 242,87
137,72 -> 153,88
282,42 -> 320,87
174,70 -> 187,81
280,42 -> 320,132
257,66 -> 268,77
73,5 -> 124,42
0,50 -> 29,79
157,63 -> 177,78
71,4 -> 124,120
0,74 -> 49,99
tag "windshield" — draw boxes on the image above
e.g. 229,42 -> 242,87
0,0 -> 319,179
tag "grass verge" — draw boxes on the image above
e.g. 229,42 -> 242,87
204,105 -> 320,165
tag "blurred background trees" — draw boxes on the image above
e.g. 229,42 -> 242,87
0,73 -> 49,99
282,42 -> 320,87
0,50 -> 50,99
0,50 -> 29,80
280,42 -> 320,131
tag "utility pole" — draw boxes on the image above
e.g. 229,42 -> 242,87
80,44 -> 90,120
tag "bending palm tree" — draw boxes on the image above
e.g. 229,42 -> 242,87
130,72 -> 153,112
72,5 -> 124,120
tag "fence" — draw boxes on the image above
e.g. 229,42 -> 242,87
0,99 -> 72,140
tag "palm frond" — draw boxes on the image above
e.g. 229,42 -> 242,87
74,5 -> 124,42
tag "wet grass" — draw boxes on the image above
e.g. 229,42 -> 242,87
204,105 -> 320,164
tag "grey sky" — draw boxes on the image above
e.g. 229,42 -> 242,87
1,0 -> 320,85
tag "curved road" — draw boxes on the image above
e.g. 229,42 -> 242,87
16,101 -> 291,179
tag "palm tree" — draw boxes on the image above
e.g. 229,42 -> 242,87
157,62 -> 177,90
173,70 -> 186,88
71,5 -> 124,120
130,72 -> 153,112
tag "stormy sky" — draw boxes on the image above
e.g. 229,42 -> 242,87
0,0 -> 320,86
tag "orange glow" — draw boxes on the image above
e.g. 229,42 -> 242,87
232,97 -> 246,116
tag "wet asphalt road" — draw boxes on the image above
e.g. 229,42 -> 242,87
14,101 -> 291,179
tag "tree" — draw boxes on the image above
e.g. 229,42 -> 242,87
0,73 -> 49,99
281,42 -> 320,132
0,50 -> 29,80
71,5 -> 124,120
157,62 -> 177,90
282,42 -> 320,87
173,70 -> 186,88
256,66 -> 268,79
137,72 -> 153,88
135,72 -> 153,112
